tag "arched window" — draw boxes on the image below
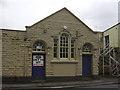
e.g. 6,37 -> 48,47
60,33 -> 69,58
82,43 -> 92,52
53,33 -> 75,59
32,41 -> 46,51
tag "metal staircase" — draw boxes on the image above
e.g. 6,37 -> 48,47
99,44 -> 120,77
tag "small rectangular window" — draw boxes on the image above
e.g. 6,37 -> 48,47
105,35 -> 109,48
54,39 -> 58,58
71,40 -> 75,58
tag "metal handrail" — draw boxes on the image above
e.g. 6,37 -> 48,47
99,42 -> 120,76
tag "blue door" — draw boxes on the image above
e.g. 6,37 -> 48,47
32,53 -> 45,79
82,54 -> 92,77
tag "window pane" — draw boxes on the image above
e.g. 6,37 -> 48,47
63,48 -> 65,52
60,53 -> 62,58
60,48 -> 62,52
66,44 -> 68,46
66,53 -> 68,58
71,53 -> 74,58
54,53 -> 57,58
36,48 -> 41,51
33,49 -> 36,51
66,37 -> 68,40
71,40 -> 75,58
54,43 -> 57,46
66,48 -> 68,52
71,48 -> 74,52
63,53 -> 65,58
54,47 -> 57,52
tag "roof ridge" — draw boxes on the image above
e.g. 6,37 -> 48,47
26,7 -> 94,33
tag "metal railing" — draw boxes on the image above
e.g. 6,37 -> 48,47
99,43 -> 120,77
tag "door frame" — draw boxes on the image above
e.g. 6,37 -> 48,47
82,54 -> 93,77
32,52 -> 46,79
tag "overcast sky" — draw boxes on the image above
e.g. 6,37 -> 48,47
0,0 -> 119,31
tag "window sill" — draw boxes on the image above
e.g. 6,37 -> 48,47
32,51 -> 46,53
51,60 -> 78,63
82,52 -> 92,54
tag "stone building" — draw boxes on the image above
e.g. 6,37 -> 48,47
1,8 -> 101,81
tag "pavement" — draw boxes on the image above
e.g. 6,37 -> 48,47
1,77 -> 120,90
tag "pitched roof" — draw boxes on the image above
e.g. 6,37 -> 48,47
1,29 -> 25,32
26,7 -> 94,33
104,23 -> 120,32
